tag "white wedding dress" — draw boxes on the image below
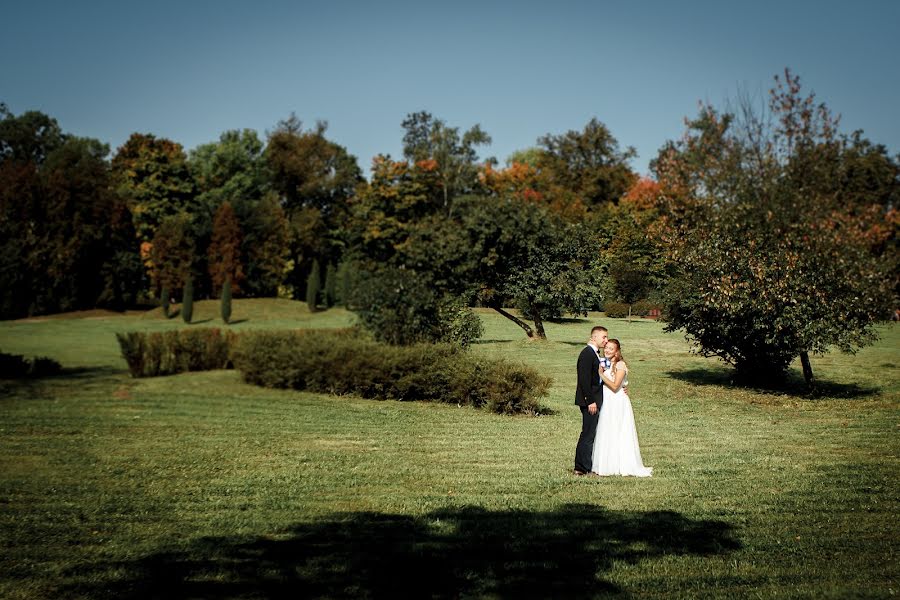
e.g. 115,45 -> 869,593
592,366 -> 653,477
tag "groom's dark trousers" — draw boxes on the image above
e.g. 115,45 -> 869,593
574,345 -> 603,473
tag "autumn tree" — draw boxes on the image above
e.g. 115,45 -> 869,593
264,115 -> 362,297
38,136 -> 142,313
601,177 -> 668,307
188,129 -> 269,296
479,159 -> 587,220
346,156 -> 481,345
401,111 -> 492,212
208,201 -> 244,296
536,118 -> 637,209
655,69 -> 897,385
111,133 -> 195,245
150,213 -> 194,298
1,106 -> 142,317
265,115 -> 361,213
242,193 -> 291,297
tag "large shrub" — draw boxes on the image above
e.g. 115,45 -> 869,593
603,302 -> 629,319
116,328 -> 233,377
233,330 -> 549,415
350,266 -> 482,347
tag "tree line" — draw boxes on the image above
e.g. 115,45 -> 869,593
1,69 -> 897,383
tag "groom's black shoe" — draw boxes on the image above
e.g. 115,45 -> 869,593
573,469 -> 587,476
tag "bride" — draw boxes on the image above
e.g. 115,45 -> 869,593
591,339 -> 653,477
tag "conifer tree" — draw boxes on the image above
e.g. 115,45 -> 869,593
181,276 -> 194,323
221,278 -> 232,324
209,201 -> 244,296
306,259 -> 321,312
324,262 -> 337,308
160,285 -> 171,319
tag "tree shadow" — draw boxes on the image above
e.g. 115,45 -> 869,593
228,319 -> 249,325
187,318 -> 213,325
471,339 -> 515,345
64,504 -> 739,599
57,365 -> 126,379
1,365 -> 128,400
667,367 -> 880,399
546,316 -> 591,324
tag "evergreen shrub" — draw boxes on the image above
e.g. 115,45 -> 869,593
161,286 -> 171,318
182,277 -> 194,323
324,263 -> 337,308
221,279 -> 232,324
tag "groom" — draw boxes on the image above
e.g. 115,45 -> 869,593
574,325 -> 610,476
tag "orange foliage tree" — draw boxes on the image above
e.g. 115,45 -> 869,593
208,201 -> 244,295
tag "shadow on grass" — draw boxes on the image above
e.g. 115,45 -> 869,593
65,504 -> 739,599
471,339 -> 515,345
546,316 -> 591,324
560,340 -> 589,347
0,365 -> 127,400
58,365 -> 126,379
667,367 -> 880,399
228,319 -> 248,325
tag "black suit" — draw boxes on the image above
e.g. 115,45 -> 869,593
574,344 -> 603,473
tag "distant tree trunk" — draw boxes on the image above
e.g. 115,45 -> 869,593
491,305 -> 536,339
800,351 -> 814,387
532,311 -> 547,340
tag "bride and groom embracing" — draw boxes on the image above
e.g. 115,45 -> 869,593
574,325 -> 653,478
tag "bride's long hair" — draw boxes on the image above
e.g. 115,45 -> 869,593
608,339 -> 625,374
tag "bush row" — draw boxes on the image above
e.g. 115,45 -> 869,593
232,330 -> 551,415
0,351 -> 62,378
115,329 -> 234,378
604,299 -> 663,318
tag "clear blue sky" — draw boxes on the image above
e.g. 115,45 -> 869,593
2,0 -> 898,176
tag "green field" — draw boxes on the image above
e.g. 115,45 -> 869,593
1,301 -> 898,598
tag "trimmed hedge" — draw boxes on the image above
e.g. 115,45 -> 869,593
116,328 -> 234,378
0,351 -> 62,378
232,330 -> 551,415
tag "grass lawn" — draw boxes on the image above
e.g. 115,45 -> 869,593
1,301 -> 897,598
